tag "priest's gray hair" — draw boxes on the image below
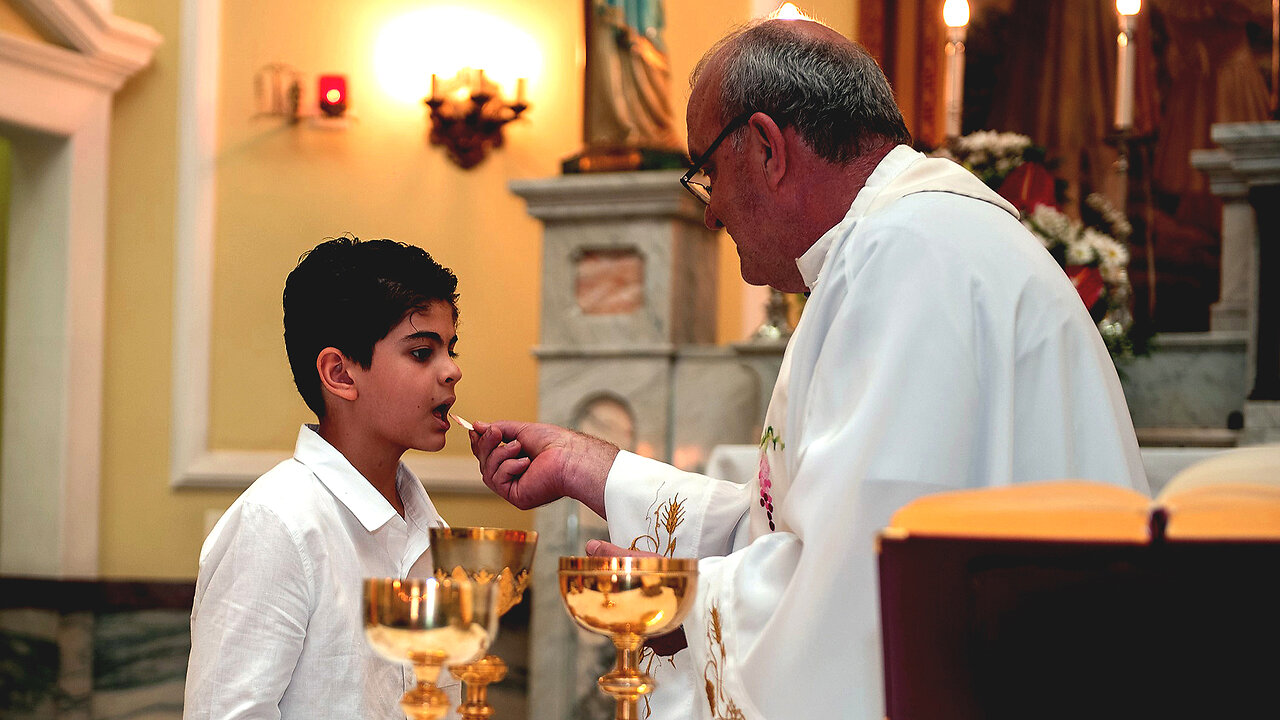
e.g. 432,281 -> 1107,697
692,20 -> 911,164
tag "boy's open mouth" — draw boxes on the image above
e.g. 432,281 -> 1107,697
431,402 -> 453,423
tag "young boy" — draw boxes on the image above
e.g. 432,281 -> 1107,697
184,236 -> 464,719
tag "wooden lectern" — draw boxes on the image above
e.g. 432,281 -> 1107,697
878,480 -> 1280,719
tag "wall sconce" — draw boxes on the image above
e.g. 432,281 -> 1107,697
425,68 -> 528,169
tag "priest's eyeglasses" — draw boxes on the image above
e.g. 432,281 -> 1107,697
680,111 -> 754,205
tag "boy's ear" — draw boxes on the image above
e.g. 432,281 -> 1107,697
316,347 -> 358,402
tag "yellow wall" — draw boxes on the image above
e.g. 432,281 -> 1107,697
98,0 -> 860,578
0,0 -> 46,43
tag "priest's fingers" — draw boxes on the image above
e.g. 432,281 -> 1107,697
481,438 -> 524,483
584,539 -> 656,558
487,458 -> 575,510
644,627 -> 688,657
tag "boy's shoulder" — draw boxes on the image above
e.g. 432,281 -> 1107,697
236,458 -> 324,516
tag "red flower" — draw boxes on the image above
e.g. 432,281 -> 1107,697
998,162 -> 1057,213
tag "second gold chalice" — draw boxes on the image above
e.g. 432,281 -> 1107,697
558,556 -> 698,720
429,526 -> 538,720
363,577 -> 500,720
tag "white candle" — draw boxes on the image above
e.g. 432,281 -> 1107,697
943,0 -> 970,138
1115,2 -> 1139,129
945,27 -> 966,138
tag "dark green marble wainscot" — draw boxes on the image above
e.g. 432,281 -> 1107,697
0,578 -> 194,719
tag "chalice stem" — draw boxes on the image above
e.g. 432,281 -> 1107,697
599,634 -> 653,720
452,654 -> 508,720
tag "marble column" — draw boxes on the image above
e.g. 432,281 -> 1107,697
510,171 -> 781,719
1190,122 -> 1280,444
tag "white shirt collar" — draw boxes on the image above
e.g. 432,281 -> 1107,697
293,424 -> 437,533
795,145 -> 922,292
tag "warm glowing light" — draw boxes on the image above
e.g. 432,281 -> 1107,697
773,3 -> 808,20
943,0 -> 970,27
373,6 -> 542,105
1116,0 -> 1141,15
325,89 -> 342,104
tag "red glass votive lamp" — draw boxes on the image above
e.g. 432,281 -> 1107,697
318,75 -> 347,117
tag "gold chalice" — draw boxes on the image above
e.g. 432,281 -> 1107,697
558,556 -> 698,720
363,577 -> 500,720
429,526 -> 538,720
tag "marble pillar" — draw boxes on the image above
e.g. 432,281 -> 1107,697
511,171 -> 783,719
1189,122 -> 1280,444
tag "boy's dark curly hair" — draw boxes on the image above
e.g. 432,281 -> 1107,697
283,235 -> 458,417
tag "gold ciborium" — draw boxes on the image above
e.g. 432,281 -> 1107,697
363,577 -> 500,720
428,526 -> 538,720
558,556 -> 698,720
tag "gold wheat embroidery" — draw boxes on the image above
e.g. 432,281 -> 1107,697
629,492 -> 686,558
704,603 -> 745,720
633,646 -> 677,719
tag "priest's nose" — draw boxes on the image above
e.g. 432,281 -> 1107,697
703,204 -> 724,231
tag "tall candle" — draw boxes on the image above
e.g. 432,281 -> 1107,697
943,0 -> 970,139
945,27 -> 966,138
1115,4 -> 1139,129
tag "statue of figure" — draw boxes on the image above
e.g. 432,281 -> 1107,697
565,0 -> 686,172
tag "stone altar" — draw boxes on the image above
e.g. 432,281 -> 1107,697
509,170 -> 783,719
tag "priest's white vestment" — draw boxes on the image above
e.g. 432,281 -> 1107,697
602,146 -> 1149,720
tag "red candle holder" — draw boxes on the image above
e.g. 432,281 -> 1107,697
318,74 -> 347,117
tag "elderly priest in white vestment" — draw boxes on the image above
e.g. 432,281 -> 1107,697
468,17 -> 1150,720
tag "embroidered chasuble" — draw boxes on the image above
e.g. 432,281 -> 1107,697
602,146 -> 1149,720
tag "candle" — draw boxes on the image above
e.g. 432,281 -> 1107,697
430,73 -> 439,102
1115,0 -> 1140,129
516,77 -> 527,105
317,74 -> 347,118
943,0 -> 970,139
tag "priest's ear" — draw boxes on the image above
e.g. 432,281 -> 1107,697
749,112 -> 787,190
316,347 -> 358,403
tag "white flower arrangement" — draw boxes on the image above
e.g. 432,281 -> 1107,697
937,131 -> 1145,360
933,131 -> 1038,189
1021,199 -> 1138,359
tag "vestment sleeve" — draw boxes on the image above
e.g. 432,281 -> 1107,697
602,450 -> 754,719
184,502 -> 314,720
604,450 -> 752,559
677,225 -> 990,720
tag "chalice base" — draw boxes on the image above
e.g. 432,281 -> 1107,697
451,654 -> 509,720
399,682 -> 449,720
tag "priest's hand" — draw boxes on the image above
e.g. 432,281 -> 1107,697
469,420 -> 618,518
586,540 -> 690,657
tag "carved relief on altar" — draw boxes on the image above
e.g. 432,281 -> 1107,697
575,248 -> 645,316
574,393 -> 637,452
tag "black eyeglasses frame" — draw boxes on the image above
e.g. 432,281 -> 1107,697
679,111 -> 755,205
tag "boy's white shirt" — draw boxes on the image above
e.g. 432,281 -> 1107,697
184,424 -> 458,719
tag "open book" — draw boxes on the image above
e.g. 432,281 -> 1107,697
877,480 -> 1280,720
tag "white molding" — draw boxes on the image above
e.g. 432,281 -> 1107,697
9,0 -> 161,76
0,34 -> 128,91
0,2 -> 156,577
168,0 -> 485,493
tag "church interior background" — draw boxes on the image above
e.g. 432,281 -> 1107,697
1,0 -> 1277,717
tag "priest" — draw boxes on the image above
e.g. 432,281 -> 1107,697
469,17 -> 1149,720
